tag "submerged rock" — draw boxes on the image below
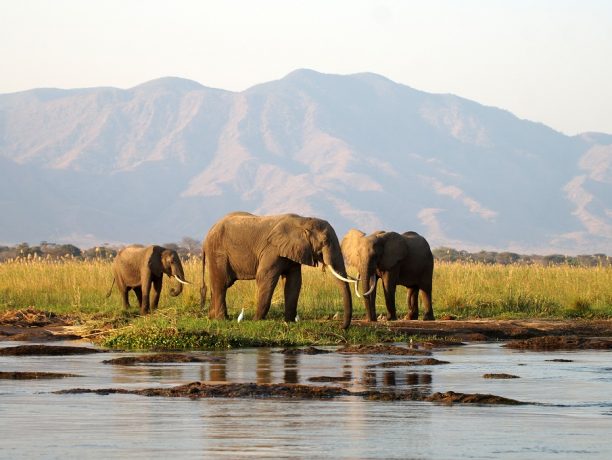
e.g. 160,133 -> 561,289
425,391 -> 526,405
308,375 -> 352,383
368,358 -> 450,368
103,353 -> 213,365
0,371 -> 80,379
0,345 -> 104,356
276,346 -> 332,355
56,381 -> 529,405
56,382 -> 352,399
483,373 -> 520,379
338,344 -> 431,356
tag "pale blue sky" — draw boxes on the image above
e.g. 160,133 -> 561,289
2,0 -> 611,135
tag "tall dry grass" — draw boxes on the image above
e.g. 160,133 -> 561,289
0,258 -> 610,320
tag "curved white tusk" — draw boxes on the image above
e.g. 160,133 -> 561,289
354,280 -> 361,298
174,275 -> 191,285
328,265 -> 358,284
362,278 -> 376,297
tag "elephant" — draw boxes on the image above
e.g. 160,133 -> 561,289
201,212 -> 356,329
108,245 -> 190,314
341,229 -> 434,321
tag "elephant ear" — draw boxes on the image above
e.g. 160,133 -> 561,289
268,220 -> 316,266
379,232 -> 409,270
148,245 -> 165,277
341,229 -> 365,269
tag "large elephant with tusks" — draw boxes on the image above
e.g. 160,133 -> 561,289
201,212 -> 357,329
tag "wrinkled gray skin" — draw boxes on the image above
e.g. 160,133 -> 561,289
201,212 -> 353,329
341,229 -> 434,321
109,245 -> 188,315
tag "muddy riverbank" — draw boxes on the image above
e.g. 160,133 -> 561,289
2,308 -> 611,348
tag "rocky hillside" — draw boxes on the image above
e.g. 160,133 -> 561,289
1,69 -> 610,253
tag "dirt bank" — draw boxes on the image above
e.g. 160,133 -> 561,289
505,335 -> 612,351
2,308 -> 610,346
368,318 -> 612,341
0,308 -> 83,342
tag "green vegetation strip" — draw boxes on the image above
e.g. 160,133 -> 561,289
101,317 -> 415,351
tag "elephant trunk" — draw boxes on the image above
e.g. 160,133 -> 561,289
359,263 -> 377,321
323,246 -> 353,330
169,262 -> 186,297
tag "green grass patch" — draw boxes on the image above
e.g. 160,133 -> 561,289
100,315 -> 415,351
1,259 -> 611,351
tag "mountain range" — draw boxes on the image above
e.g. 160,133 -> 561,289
0,69 -> 610,254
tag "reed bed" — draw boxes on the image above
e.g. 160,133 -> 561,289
0,258 -> 611,320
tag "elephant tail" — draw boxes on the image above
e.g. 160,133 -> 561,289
106,278 -> 115,298
200,247 -> 207,309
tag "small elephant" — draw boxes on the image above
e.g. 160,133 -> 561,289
341,229 -> 434,321
108,245 -> 190,314
201,212 -> 356,329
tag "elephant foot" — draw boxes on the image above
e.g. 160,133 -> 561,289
208,311 -> 228,320
387,314 -> 397,321
422,312 -> 435,321
408,311 -> 419,320
365,316 -> 377,322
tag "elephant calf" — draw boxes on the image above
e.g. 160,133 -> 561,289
108,245 -> 190,314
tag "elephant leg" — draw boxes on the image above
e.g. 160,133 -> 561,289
381,272 -> 398,320
134,286 -> 143,310
283,265 -> 302,322
208,255 -> 230,319
364,281 -> 378,321
151,277 -> 162,311
255,269 -> 281,320
119,282 -> 130,309
141,273 -> 152,315
407,287 -> 419,320
421,287 -> 435,320
210,277 -> 229,320
211,288 -> 229,319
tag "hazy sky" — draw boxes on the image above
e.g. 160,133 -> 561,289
2,0 -> 611,135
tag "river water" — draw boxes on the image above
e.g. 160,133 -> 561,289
1,341 -> 611,459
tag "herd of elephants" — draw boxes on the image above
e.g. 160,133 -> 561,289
109,211 -> 435,330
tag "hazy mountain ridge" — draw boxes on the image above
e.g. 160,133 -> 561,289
0,70 -> 610,254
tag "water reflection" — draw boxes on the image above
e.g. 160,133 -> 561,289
383,370 -> 396,386
209,361 -> 227,383
283,354 -> 299,384
406,372 -> 432,386
256,349 -> 272,384
2,342 -> 612,459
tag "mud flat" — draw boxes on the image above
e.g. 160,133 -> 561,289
483,373 -> 520,379
0,345 -> 104,356
0,308 -> 82,342
367,358 -> 450,368
376,319 -> 612,341
276,346 -> 332,355
338,344 -> 432,355
0,371 -> 80,379
56,381 -> 528,405
103,353 -> 218,365
504,335 -> 612,350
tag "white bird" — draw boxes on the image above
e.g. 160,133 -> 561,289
237,308 -> 245,323
295,314 -> 300,322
